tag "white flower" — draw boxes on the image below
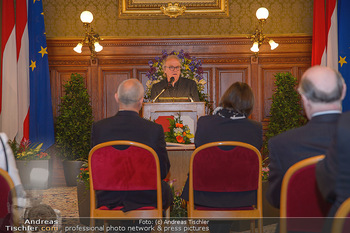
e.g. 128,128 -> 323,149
174,127 -> 183,135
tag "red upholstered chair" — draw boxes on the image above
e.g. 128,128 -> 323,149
89,140 -> 165,226
332,197 -> 350,233
187,141 -> 263,233
280,155 -> 331,233
0,168 -> 17,231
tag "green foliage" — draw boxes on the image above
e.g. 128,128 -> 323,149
169,179 -> 187,217
55,73 -> 93,161
262,72 -> 307,156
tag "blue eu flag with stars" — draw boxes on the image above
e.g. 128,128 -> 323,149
338,0 -> 350,112
28,0 -> 55,150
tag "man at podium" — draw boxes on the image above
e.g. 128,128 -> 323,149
150,55 -> 200,102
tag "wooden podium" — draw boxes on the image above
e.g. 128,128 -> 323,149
142,102 -> 205,133
143,102 -> 205,190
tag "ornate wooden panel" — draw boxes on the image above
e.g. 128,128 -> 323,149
138,69 -> 151,89
99,68 -> 133,118
215,67 -> 248,104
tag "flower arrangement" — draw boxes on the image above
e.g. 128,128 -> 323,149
78,162 -> 90,189
262,157 -> 269,181
262,167 -> 269,181
145,50 -> 208,103
168,179 -> 187,217
9,139 -> 50,160
165,114 -> 194,144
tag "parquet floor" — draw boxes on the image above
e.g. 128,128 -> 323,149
26,186 -> 79,218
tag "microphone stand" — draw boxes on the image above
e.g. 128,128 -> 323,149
152,77 -> 174,103
152,88 -> 167,103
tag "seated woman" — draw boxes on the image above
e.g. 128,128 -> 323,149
181,82 -> 262,232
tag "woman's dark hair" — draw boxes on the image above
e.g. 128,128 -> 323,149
219,82 -> 255,116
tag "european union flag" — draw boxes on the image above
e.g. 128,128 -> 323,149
338,0 -> 350,112
28,0 -> 55,150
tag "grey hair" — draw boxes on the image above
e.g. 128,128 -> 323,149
162,55 -> 181,70
117,79 -> 144,105
298,70 -> 344,103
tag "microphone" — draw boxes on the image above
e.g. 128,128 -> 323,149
152,77 -> 175,103
168,77 -> 174,87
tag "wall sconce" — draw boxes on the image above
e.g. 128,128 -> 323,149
249,7 -> 279,56
73,11 -> 103,59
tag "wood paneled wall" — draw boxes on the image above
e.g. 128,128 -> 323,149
47,36 -> 312,125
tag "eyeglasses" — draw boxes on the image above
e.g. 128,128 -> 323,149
165,66 -> 181,71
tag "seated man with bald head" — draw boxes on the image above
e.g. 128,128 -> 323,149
91,78 -> 172,212
266,66 -> 346,208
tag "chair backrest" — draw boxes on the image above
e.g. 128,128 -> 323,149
332,197 -> 350,233
88,140 -> 162,214
188,141 -> 262,212
0,168 -> 17,228
280,155 -> 330,232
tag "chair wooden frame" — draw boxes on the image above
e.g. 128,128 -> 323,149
0,168 -> 18,226
332,197 -> 350,233
187,141 -> 263,233
280,155 -> 325,233
89,140 -> 164,222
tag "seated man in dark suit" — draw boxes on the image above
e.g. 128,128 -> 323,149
91,78 -> 172,212
267,65 -> 346,208
150,55 -> 200,102
316,111 -> 350,217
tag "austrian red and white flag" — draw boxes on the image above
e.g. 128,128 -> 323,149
16,0 -> 30,142
1,0 -> 30,142
312,0 -> 338,70
1,0 -> 19,140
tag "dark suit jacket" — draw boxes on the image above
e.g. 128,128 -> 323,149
91,110 -> 171,211
267,113 -> 340,209
150,77 -> 200,102
181,114 -> 263,208
317,112 -> 350,217
315,137 -> 338,204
